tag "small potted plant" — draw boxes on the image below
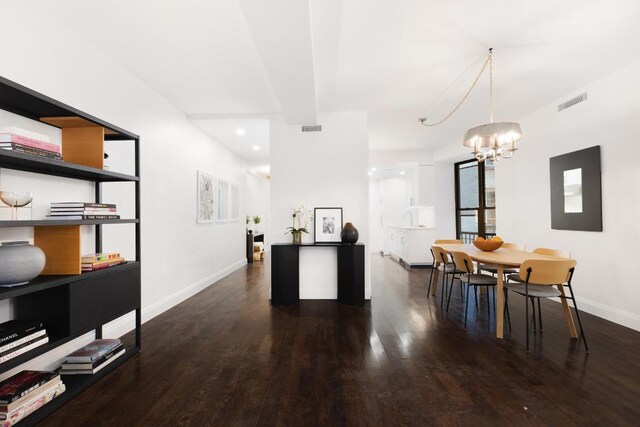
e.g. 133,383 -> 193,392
285,204 -> 313,245
253,215 -> 261,228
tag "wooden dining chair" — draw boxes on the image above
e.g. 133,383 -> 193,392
479,242 -> 526,277
449,251 -> 498,329
427,240 -> 463,300
504,248 -> 572,332
429,246 -> 463,309
504,258 -> 588,352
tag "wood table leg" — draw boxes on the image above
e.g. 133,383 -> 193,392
557,284 -> 578,338
496,265 -> 504,339
431,262 -> 440,296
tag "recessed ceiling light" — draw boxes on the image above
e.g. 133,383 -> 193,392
252,145 -> 260,151
236,129 -> 246,136
367,171 -> 372,176
371,167 -> 377,172
400,171 -> 406,175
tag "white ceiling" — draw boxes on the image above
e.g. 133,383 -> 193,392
36,0 -> 640,160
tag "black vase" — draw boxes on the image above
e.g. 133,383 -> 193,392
340,222 -> 359,244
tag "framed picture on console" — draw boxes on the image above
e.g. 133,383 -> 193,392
314,207 -> 343,243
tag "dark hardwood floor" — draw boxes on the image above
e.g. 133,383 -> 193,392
41,255 -> 640,426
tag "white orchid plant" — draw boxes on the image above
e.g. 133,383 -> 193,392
285,203 -> 314,235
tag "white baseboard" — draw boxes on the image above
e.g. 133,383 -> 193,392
574,296 -> 640,332
544,295 -> 640,332
0,258 -> 248,380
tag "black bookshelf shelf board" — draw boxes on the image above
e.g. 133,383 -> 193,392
0,76 -> 138,141
0,262 -> 139,301
0,219 -> 139,228
0,150 -> 139,182
18,346 -> 138,427
0,335 -> 73,376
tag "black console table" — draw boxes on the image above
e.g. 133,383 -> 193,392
271,243 -> 365,305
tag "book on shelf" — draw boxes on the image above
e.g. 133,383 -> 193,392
61,347 -> 126,375
64,339 -> 122,364
49,210 -> 118,216
50,202 -> 116,209
0,144 -> 62,160
0,336 -> 49,364
81,257 -> 126,272
0,321 -> 44,347
81,252 -> 120,263
0,371 -> 58,405
61,343 -> 124,371
0,381 -> 65,425
45,215 -> 121,220
0,330 -> 47,355
0,135 -> 59,153
0,375 -> 62,417
0,127 -> 51,144
50,207 -> 117,214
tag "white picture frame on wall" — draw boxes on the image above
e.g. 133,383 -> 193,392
216,179 -> 230,222
216,179 -> 241,223
197,171 -> 216,224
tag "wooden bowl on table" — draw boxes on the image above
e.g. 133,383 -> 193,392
473,240 -> 504,252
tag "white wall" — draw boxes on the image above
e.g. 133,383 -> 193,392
495,58 -> 640,331
0,4 -> 248,378
270,111 -> 370,298
245,171 -> 270,247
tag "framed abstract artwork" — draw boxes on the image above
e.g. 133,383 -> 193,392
197,171 -> 216,224
314,207 -> 343,243
549,145 -> 602,231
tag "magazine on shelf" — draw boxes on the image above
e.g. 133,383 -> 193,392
0,371 -> 58,405
65,339 -> 122,364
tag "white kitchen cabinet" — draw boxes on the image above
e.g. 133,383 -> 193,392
386,225 -> 435,267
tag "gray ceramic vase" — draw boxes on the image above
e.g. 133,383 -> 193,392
0,241 -> 46,287
340,222 -> 359,244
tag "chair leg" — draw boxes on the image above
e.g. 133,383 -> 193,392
474,287 -> 479,307
525,290 -> 530,352
537,298 -> 543,331
566,284 -> 590,353
427,267 -> 434,298
492,287 -> 496,313
530,297 -> 537,332
485,287 -> 490,320
464,284 -> 471,329
446,275 -> 455,312
504,289 -> 512,331
440,272 -> 447,309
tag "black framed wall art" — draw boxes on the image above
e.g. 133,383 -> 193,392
314,207 -> 343,243
549,145 -> 602,231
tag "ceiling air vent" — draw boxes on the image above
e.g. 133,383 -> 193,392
558,92 -> 588,112
301,125 -> 322,132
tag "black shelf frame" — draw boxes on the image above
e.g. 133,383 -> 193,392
0,75 -> 142,425
0,219 -> 139,228
0,150 -> 139,182
20,346 -> 139,427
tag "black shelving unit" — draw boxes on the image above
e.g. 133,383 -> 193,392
0,75 -> 141,426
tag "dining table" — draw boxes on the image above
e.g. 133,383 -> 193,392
432,243 -> 578,339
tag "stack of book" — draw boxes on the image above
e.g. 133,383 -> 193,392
81,253 -> 126,272
0,370 -> 64,426
0,127 -> 62,161
60,339 -> 125,375
0,320 -> 48,365
46,202 -> 119,220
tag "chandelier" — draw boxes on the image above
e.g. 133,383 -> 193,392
419,48 -> 523,162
